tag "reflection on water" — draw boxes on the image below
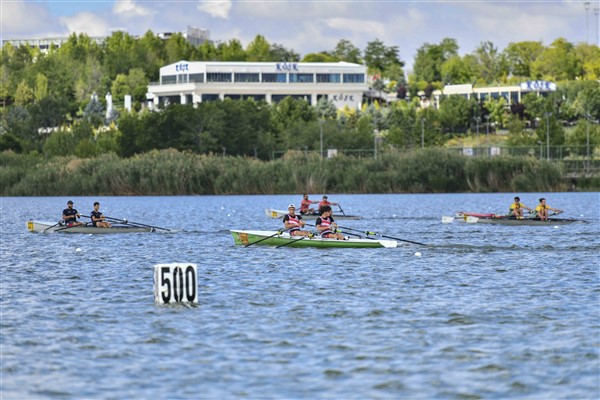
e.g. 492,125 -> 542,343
1,193 -> 599,398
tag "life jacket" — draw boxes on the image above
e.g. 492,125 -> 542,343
286,214 -> 301,233
318,216 -> 334,236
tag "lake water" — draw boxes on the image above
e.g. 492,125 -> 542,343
1,193 -> 599,399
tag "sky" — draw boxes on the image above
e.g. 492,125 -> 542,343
1,0 -> 599,72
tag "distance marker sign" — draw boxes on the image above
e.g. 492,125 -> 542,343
153,263 -> 198,305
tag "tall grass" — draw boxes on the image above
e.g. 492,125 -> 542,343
1,148 -> 569,196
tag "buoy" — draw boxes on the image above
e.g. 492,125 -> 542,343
75,248 -> 82,252
415,252 -> 422,257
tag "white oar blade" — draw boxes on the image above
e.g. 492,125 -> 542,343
442,216 -> 454,224
466,216 -> 479,223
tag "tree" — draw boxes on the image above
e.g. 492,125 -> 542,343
332,39 -> 362,63
301,52 -> 337,62
474,41 -> 508,84
219,39 -> 246,61
83,94 -> 105,126
440,54 -> 479,85
30,95 -> 69,130
246,35 -> 271,62
14,79 -> 34,106
364,39 -> 404,79
270,43 -> 300,62
34,73 -> 48,102
573,42 -> 600,80
413,38 -> 459,83
103,31 -> 139,81
315,98 -> 337,120
136,30 -> 167,80
503,41 -> 544,78
530,38 -> 581,81
438,96 -> 473,134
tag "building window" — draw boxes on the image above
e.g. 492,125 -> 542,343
511,92 -> 519,104
316,74 -> 341,83
202,94 -> 220,102
234,73 -> 260,83
244,94 -> 266,101
162,75 -> 176,84
343,74 -> 365,83
206,73 -> 232,82
189,73 -> 204,83
177,74 -> 188,84
262,73 -> 287,83
289,73 -> 314,83
272,94 -> 311,103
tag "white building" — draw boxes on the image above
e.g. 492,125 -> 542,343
432,81 -> 557,108
146,61 -> 368,110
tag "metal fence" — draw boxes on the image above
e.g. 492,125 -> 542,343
272,145 -> 600,176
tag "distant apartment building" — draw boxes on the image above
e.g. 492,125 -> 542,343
146,60 -> 368,110
2,26 -> 210,52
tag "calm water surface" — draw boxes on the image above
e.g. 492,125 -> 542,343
1,193 -> 599,399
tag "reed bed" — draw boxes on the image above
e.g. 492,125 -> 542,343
1,149 -> 566,196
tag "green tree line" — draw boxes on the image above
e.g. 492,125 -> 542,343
0,31 -> 598,169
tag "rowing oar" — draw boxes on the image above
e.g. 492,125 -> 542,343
337,204 -> 347,216
245,229 -> 286,247
43,221 -> 63,233
105,216 -> 171,232
336,224 -> 427,246
275,234 -> 310,249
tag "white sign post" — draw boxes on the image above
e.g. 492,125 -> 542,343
153,263 -> 198,305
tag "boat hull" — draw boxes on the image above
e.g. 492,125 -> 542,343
28,220 -> 154,234
454,212 -> 578,226
264,209 -> 362,220
230,230 -> 397,248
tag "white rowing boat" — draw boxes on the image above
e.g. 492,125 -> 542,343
264,209 -> 362,220
231,230 -> 397,248
442,212 -> 579,226
27,220 -> 155,234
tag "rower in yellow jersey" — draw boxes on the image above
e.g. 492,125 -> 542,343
508,196 -> 532,219
533,198 -> 563,221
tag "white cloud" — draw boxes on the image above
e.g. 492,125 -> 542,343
197,0 -> 232,19
60,13 -> 112,37
1,0 -> 62,36
113,0 -> 152,17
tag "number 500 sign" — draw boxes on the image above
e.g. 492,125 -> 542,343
153,263 -> 198,305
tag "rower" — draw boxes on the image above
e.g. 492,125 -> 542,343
299,194 -> 318,215
508,196 -> 532,219
62,200 -> 84,227
282,204 -> 312,237
532,198 -> 563,221
318,195 -> 338,214
90,202 -> 112,228
315,205 -> 346,240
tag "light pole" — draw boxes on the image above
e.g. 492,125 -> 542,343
484,115 -> 490,154
319,119 -> 323,158
474,116 -> 481,139
538,141 -> 543,161
585,113 -> 591,174
421,118 -> 425,149
374,129 -> 379,159
585,2 -> 591,43
545,112 -> 552,161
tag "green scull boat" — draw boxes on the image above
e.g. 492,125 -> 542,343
230,230 -> 397,248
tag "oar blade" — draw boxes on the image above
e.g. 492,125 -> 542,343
466,216 -> 479,223
442,216 -> 454,224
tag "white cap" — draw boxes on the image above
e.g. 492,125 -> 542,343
288,204 -> 295,208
